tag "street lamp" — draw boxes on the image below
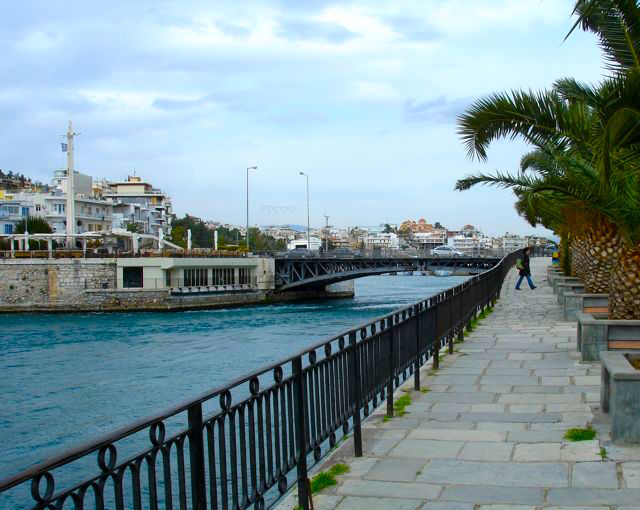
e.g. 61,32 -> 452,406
246,166 -> 258,251
299,172 -> 310,249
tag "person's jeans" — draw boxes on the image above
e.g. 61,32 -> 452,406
516,274 -> 535,289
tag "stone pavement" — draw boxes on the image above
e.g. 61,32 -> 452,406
280,257 -> 640,510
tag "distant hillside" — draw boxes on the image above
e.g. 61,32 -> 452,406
261,224 -> 307,232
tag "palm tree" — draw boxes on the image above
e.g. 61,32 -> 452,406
455,1 -> 640,318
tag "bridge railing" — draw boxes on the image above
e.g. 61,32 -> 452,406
0,250 -> 523,510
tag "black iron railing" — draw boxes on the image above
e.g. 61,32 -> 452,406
0,249 -> 524,509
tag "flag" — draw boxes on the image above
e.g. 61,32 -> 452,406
61,143 -> 68,152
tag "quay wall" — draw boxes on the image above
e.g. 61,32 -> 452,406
0,259 -> 355,312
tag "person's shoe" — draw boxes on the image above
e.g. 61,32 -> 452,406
531,286 -> 537,289
515,287 -> 521,290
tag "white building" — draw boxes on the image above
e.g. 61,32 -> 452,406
101,176 -> 172,237
287,236 -> 322,250
363,232 -> 399,250
502,233 -> 529,252
0,191 -> 34,235
36,195 -> 113,234
413,231 -> 447,250
448,235 -> 489,252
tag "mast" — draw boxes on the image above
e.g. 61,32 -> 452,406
65,121 -> 79,248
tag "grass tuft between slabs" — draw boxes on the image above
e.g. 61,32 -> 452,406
564,427 -> 597,441
308,463 -> 350,494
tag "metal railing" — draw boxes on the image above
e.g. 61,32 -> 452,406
0,249 -> 523,509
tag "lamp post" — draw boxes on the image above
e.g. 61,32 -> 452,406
246,166 -> 258,251
299,172 -> 310,249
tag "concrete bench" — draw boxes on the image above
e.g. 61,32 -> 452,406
600,351 -> 640,442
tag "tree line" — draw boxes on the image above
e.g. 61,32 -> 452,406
170,215 -> 286,251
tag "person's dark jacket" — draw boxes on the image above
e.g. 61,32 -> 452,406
519,253 -> 531,276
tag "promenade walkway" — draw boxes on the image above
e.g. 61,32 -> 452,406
282,257 -> 640,509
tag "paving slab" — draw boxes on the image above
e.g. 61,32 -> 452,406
336,479 -> 442,499
416,459 -> 568,487
363,458 -> 426,482
335,496 -> 421,509
571,461 -> 618,488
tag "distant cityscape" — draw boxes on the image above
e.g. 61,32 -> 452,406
0,165 -> 554,254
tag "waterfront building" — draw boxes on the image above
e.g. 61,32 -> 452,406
287,236 -> 322,250
413,231 -> 447,250
0,191 -> 34,234
363,232 -> 399,250
32,194 -> 114,234
448,235 -> 490,252
502,232 -> 529,252
101,176 -> 172,237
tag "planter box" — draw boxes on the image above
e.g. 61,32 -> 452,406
577,312 -> 640,361
600,351 -> 640,442
564,293 -> 609,321
548,270 -> 565,287
556,282 -> 585,305
552,276 -> 581,294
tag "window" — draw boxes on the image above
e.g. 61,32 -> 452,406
21,207 -> 29,217
238,268 -> 251,285
4,224 -> 13,234
184,268 -> 208,287
165,270 -> 172,288
212,268 -> 235,285
123,267 -> 143,288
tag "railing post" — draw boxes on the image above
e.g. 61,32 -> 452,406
448,292 -> 454,354
292,356 -> 310,510
348,331 -> 363,457
414,304 -> 421,391
187,403 -> 207,510
433,298 -> 440,370
386,317 -> 394,418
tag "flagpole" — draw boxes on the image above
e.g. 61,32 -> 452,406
64,121 -> 80,249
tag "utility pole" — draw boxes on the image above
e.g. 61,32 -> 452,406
64,121 -> 80,249
324,211 -> 330,252
246,166 -> 258,251
299,172 -> 310,249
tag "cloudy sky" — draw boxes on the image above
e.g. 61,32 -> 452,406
1,1 -> 604,235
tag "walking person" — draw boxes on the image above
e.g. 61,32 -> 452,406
515,247 -> 537,290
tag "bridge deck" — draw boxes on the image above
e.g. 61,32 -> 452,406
274,256 -> 500,291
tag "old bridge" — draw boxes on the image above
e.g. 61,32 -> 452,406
274,255 -> 500,291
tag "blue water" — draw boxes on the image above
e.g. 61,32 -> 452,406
0,275 -> 467,490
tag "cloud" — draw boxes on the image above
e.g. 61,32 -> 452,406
404,96 -> 474,123
0,0 -> 601,235
346,81 -> 402,103
276,19 -> 356,43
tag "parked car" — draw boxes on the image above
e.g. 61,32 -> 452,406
431,246 -> 464,257
282,249 -> 316,259
327,247 -> 363,258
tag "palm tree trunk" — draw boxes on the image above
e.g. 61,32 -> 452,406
569,235 -> 587,280
580,223 -> 622,294
609,244 -> 640,320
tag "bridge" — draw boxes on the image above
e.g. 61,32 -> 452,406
274,255 -> 500,291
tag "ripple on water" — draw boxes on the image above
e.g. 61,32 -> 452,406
0,274 -> 468,479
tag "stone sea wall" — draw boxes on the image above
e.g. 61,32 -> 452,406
0,259 -> 118,311
0,259 -> 354,312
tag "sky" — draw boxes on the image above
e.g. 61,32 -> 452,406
0,0 -> 605,236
